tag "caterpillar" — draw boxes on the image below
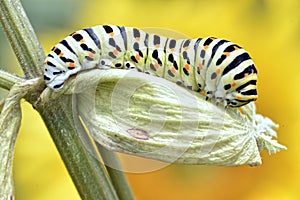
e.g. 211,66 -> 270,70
44,25 -> 258,107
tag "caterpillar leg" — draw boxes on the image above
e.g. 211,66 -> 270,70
205,91 -> 213,101
124,61 -> 139,71
204,87 -> 230,108
215,97 -> 229,108
98,59 -> 113,69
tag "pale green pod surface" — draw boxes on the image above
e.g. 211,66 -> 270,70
68,69 -> 286,167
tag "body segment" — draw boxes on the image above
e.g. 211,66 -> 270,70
44,25 -> 258,107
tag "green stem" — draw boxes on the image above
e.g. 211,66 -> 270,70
0,70 -> 22,90
0,0 -> 122,199
97,144 -> 135,200
0,0 -> 44,78
37,97 -> 119,200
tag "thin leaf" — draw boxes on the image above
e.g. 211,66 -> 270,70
0,79 -> 38,200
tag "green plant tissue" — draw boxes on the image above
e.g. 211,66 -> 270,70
63,69 -> 286,166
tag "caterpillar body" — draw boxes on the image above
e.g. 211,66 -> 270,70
44,25 -> 258,107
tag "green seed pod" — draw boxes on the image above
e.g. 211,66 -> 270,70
50,69 -> 286,167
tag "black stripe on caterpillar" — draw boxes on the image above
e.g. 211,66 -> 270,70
44,25 -> 258,107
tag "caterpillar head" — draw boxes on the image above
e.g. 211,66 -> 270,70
43,68 -> 66,90
43,56 -> 80,90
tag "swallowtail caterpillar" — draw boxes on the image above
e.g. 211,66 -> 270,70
44,25 -> 258,107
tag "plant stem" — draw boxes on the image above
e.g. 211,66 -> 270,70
0,0 -> 122,199
37,96 -> 119,200
97,144 -> 135,200
0,70 -> 22,90
0,0 -> 44,78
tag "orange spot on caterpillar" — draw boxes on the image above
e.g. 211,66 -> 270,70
237,95 -> 242,100
224,52 -> 230,57
234,46 -> 239,50
237,107 -> 245,114
200,90 -> 206,96
185,64 -> 190,71
170,48 -> 175,52
231,82 -> 236,87
135,54 -> 140,61
216,68 -> 221,74
154,62 -> 159,69
135,37 -> 140,41
109,32 -> 114,37
59,52 -> 64,57
198,63 -> 203,70
204,45 -> 209,50
45,60 -> 48,65
171,67 -> 176,74
244,73 -> 248,77
80,39 -> 85,43
68,62 -> 75,67
113,49 -> 119,56
88,52 -> 94,58
155,44 -> 160,48
184,47 -> 189,51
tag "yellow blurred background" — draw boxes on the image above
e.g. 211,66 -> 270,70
0,0 -> 299,199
